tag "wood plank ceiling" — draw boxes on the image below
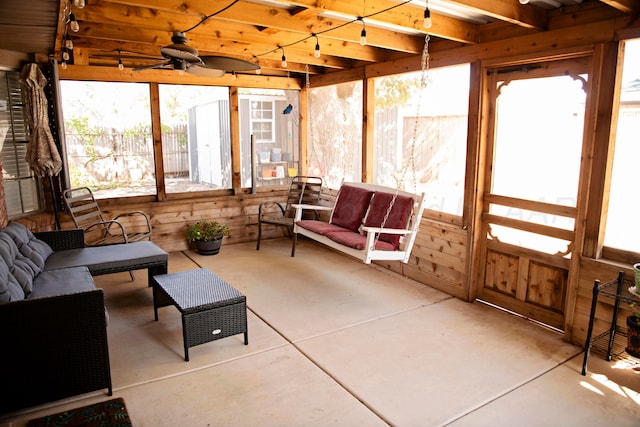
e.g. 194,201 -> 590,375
0,0 -> 637,78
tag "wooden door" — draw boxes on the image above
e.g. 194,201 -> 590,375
477,58 -> 589,330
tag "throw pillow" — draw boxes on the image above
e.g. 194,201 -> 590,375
3,222 -> 53,273
329,185 -> 374,232
362,192 -> 414,249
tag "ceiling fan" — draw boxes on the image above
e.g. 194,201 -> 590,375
134,31 -> 260,77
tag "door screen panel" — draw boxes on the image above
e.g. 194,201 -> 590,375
479,59 -> 589,330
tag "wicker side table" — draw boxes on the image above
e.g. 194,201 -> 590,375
152,268 -> 248,361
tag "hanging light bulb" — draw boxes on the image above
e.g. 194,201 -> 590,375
73,0 -> 85,8
61,61 -> 67,70
118,58 -> 124,70
65,34 -> 73,50
313,35 -> 321,58
280,48 -> 287,68
519,0 -> 530,3
359,19 -> 367,46
69,12 -> 80,32
423,6 -> 432,29
254,57 -> 261,74
232,71 -> 237,81
62,49 -> 70,61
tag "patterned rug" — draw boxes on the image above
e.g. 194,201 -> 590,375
27,398 -> 131,427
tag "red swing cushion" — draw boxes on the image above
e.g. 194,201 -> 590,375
329,185 -> 374,232
362,192 -> 414,249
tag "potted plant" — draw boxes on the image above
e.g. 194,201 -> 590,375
626,303 -> 640,358
186,220 -> 231,255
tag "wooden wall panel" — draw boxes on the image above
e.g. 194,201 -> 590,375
527,261 -> 567,313
485,250 -> 519,297
571,258 -> 636,346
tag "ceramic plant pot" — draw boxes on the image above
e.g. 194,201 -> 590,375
626,315 -> 640,358
195,235 -> 223,255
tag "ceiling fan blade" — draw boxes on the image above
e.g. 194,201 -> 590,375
186,64 -> 225,78
133,61 -> 171,72
200,56 -> 260,72
160,44 -> 200,62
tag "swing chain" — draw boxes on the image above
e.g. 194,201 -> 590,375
306,64 -> 321,170
372,34 -> 430,250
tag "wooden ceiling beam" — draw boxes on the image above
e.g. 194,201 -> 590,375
256,0 -> 478,44
441,0 -> 548,30
58,63 -> 301,89
73,24 -> 356,69
77,3 -> 396,63
597,0 -> 639,14
97,0 -> 429,52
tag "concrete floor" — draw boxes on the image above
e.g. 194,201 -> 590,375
1,238 -> 639,426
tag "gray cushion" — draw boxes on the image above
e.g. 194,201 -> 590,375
3,222 -> 53,273
44,241 -> 168,274
29,267 -> 96,300
0,233 -> 37,296
0,256 -> 25,303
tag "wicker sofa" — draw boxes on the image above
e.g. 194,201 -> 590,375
0,222 -> 169,414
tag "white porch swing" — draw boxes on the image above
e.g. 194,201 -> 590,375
291,35 -> 432,264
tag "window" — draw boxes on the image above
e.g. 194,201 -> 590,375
0,71 -> 40,216
159,85 -> 231,192
249,100 -> 274,143
604,38 -> 640,254
239,89 -> 299,188
60,81 -> 154,198
307,81 -> 362,189
373,64 -> 469,215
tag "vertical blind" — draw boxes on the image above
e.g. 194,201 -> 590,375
0,71 -> 40,216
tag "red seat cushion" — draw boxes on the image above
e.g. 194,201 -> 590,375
329,185 -> 374,232
296,220 -> 352,236
362,192 -> 414,249
325,231 -> 396,251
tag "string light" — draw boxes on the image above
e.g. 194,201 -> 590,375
65,34 -> 73,50
423,1 -> 432,29
118,50 -> 124,70
359,18 -> 367,46
280,47 -> 287,68
69,12 -> 80,32
73,0 -> 85,8
232,71 -> 237,80
62,49 -> 70,61
61,61 -> 67,70
313,34 -> 321,58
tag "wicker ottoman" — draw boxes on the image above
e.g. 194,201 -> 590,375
152,268 -> 248,361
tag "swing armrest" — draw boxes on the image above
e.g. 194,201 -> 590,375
361,226 -> 413,235
292,204 -> 333,222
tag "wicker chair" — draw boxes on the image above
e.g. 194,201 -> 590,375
256,176 -> 323,250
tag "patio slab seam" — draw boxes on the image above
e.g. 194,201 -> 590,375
441,351 -> 584,426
